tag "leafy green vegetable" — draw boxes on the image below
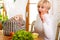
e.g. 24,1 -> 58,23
0,6 -> 3,9
0,14 -> 8,29
12,30 -> 33,40
0,14 -> 8,24
14,0 -> 16,2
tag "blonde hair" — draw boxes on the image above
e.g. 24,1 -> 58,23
37,0 -> 51,10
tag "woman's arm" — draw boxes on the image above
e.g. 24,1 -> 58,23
34,27 -> 48,39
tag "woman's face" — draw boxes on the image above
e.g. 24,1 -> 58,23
38,3 -> 48,14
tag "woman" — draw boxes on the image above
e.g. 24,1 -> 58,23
34,0 -> 55,40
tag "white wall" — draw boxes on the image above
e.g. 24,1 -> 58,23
52,0 -> 60,39
3,0 -> 28,20
57,0 -> 60,39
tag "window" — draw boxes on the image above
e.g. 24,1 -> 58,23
29,0 -> 40,25
30,0 -> 40,3
29,0 -> 40,31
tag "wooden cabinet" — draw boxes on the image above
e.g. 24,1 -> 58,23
0,30 -> 43,40
0,0 -> 3,30
0,22 -> 2,30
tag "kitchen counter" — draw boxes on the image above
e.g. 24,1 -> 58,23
0,30 -> 43,40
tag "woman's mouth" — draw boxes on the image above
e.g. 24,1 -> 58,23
38,11 -> 41,14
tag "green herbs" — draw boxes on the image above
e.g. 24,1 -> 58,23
0,14 -> 8,24
12,30 -> 33,40
14,0 -> 16,3
0,6 -> 3,9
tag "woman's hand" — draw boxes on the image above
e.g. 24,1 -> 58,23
40,14 -> 45,23
34,27 -> 48,39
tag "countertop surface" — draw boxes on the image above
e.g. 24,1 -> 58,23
0,30 -> 43,40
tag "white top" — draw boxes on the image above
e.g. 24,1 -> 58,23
34,13 -> 55,40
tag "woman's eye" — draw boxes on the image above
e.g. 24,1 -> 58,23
38,6 -> 40,8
